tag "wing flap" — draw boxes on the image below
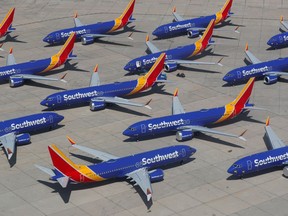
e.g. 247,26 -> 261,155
126,168 -> 153,201
263,71 -> 288,77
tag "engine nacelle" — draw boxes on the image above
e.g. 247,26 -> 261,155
164,62 -> 177,72
176,130 -> 194,141
9,77 -> 24,87
187,30 -> 199,38
264,75 -> 278,85
81,36 -> 94,45
16,133 -> 31,146
90,100 -> 106,111
149,169 -> 164,182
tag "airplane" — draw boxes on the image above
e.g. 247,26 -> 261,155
267,16 -> 288,49
43,0 -> 135,45
227,117 -> 288,178
124,19 -> 223,74
0,32 -> 76,87
35,136 -> 196,203
0,8 -> 16,39
123,77 -> 258,142
222,43 -> 288,85
0,112 -> 64,166
40,53 -> 166,111
152,0 -> 234,39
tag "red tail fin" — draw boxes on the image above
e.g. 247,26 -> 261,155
198,19 -> 215,50
143,53 -> 165,87
230,77 -> 255,113
0,8 -> 15,37
215,0 -> 233,24
55,32 -> 76,65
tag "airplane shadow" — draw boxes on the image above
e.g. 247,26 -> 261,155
177,65 -> 221,74
1,34 -> 27,44
195,133 -> 244,148
126,84 -> 172,99
211,34 -> 238,40
47,62 -> 90,76
28,124 -> 65,136
24,80 -> 67,90
215,20 -> 245,28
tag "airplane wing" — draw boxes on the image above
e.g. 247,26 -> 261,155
168,58 -> 223,66
172,7 -> 184,22
280,16 -> 288,31
244,44 -> 261,64
145,35 -> 160,54
10,74 -> 67,83
6,48 -> 16,66
89,65 -> 100,87
126,168 -> 153,201
0,133 -> 16,160
82,33 -> 114,39
91,97 -> 152,109
186,27 -> 207,32
172,88 -> 185,115
264,117 -> 286,150
177,125 -> 246,141
263,71 -> 288,77
73,12 -> 84,27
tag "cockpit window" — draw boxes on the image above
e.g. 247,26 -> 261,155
47,97 -> 54,101
233,164 -> 241,168
129,127 -> 136,131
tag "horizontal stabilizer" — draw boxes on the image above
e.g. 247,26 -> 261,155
34,164 -> 55,177
57,176 -> 70,188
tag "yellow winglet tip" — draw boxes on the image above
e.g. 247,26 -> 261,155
173,88 -> 179,97
67,136 -> 76,145
0,43 -> 3,48
245,43 -> 248,51
266,116 -> 270,126
281,16 -> 284,22
94,64 -> 98,73
9,47 -> 13,54
173,6 -> 176,13
74,11 -> 78,18
146,35 -> 149,42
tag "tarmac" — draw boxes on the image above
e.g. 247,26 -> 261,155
1,0 -> 288,215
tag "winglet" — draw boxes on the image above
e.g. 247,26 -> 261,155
128,32 -> 133,40
94,64 -> 98,73
60,73 -> 68,83
74,11 -> 78,18
245,43 -> 248,51
238,129 -> 247,141
146,35 -> 149,42
67,136 -> 76,145
172,6 -> 176,13
147,188 -> 152,201
7,148 -> 13,159
173,88 -> 179,97
234,26 -> 240,33
9,47 -> 13,54
281,16 -> 284,22
218,57 -> 224,66
266,116 -> 270,126
145,99 -> 152,109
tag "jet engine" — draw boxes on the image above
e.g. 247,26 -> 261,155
90,100 -> 106,111
16,133 -> 31,145
9,77 -> 24,87
176,130 -> 193,141
187,30 -> 199,38
149,169 -> 164,182
164,62 -> 177,72
264,75 -> 278,85
81,36 -> 94,45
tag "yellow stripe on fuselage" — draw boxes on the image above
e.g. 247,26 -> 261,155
230,77 -> 254,106
127,76 -> 147,95
189,41 -> 202,58
40,55 -> 59,73
214,104 -> 235,124
108,18 -> 122,32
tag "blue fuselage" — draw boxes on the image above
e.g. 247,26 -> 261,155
123,107 -> 226,138
152,15 -> 216,39
124,43 -> 197,73
267,32 -> 288,48
223,57 -> 288,84
228,146 -> 288,177
43,21 -> 116,44
0,58 -> 51,81
41,80 -> 138,108
0,112 -> 64,137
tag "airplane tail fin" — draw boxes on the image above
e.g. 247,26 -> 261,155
53,32 -> 76,65
215,0 -> 233,24
197,19 -> 215,50
113,0 -> 136,30
0,8 -> 15,36
228,77 -> 255,114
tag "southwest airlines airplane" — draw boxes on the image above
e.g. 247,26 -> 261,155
0,112 -> 64,166
124,19 -> 223,73
267,16 -> 288,49
35,136 -> 196,204
43,0 -> 135,45
152,0 -> 233,39
223,44 -> 288,85
40,53 -> 166,111
0,8 -> 15,39
0,32 -> 76,87
123,78 -> 257,142
228,117 -> 288,178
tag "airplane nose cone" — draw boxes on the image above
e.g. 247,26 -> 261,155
227,166 -> 236,175
267,38 -> 272,46
57,114 -> 64,122
190,147 -> 197,156
222,75 -> 228,82
124,64 -> 130,71
43,36 -> 49,43
122,129 -> 130,137
40,100 -> 48,107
